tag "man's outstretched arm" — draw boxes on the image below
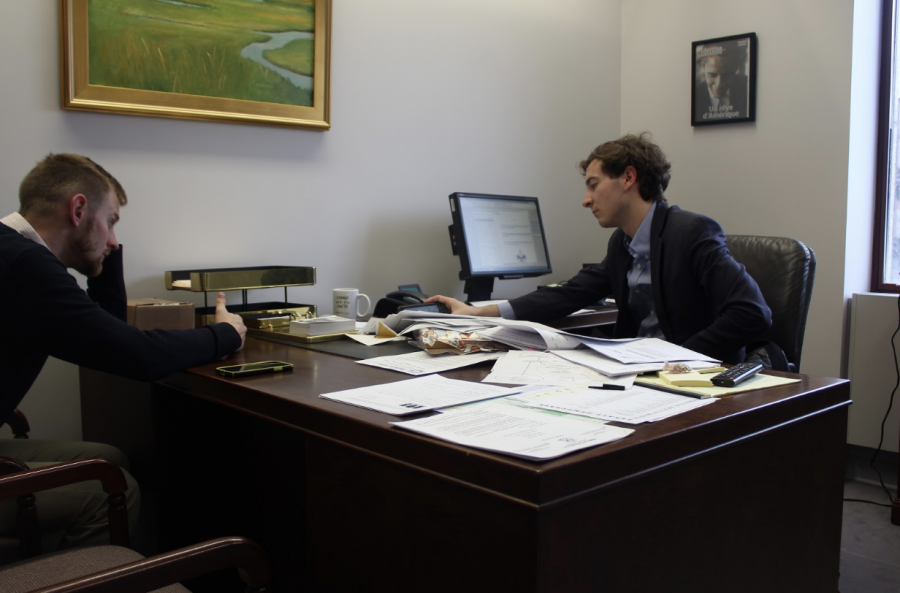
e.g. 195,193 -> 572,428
425,295 -> 500,317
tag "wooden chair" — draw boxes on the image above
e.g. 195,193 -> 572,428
0,456 -> 36,563
3,408 -> 31,439
0,457 -> 271,592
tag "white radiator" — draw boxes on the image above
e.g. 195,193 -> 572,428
847,293 -> 900,453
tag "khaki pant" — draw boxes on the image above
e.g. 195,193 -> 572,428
0,439 -> 140,555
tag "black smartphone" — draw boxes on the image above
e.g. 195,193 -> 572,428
216,360 -> 294,378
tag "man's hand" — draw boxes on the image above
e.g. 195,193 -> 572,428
215,292 -> 247,350
425,295 -> 500,317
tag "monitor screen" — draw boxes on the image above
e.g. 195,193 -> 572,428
449,192 -> 552,300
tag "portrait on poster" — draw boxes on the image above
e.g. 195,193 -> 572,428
691,33 -> 757,126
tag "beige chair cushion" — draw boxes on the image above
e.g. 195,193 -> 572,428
0,545 -> 188,593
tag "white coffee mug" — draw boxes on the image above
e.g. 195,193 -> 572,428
333,288 -> 371,320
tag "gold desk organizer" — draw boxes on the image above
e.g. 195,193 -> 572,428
165,265 -> 317,328
165,266 -> 315,292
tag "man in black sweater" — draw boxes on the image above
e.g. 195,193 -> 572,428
0,153 -> 246,553
428,133 -> 771,363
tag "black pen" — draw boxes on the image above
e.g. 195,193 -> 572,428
589,384 -> 626,391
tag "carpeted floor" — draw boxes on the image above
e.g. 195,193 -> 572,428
839,480 -> 900,593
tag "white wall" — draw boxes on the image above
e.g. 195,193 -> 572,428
0,0 -> 620,439
620,0 -> 856,379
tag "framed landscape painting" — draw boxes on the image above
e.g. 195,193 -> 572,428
59,0 -> 331,130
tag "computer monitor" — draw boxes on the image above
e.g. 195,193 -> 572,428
448,192 -> 552,302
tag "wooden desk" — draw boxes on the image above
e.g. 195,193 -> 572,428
82,337 -> 848,592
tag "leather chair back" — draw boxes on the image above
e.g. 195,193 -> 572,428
726,235 -> 816,372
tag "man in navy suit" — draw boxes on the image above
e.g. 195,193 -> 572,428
428,133 -> 771,363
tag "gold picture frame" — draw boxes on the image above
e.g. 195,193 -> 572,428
59,0 -> 331,130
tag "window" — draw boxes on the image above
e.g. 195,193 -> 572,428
875,0 -> 900,291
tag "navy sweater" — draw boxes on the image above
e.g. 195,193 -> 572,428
0,224 -> 241,424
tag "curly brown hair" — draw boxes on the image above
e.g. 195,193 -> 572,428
578,133 -> 671,203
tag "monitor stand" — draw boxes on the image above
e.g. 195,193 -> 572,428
463,277 -> 495,303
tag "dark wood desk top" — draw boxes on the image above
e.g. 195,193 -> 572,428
161,337 -> 849,509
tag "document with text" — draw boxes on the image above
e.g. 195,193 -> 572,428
551,348 -> 720,377
483,350 -> 634,388
320,374 -> 520,416
582,337 -> 720,364
392,398 -> 634,460
508,384 -> 716,424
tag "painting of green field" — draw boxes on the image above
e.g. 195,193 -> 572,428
88,0 -> 316,106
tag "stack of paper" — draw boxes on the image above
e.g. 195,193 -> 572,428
314,310 -> 803,461
483,350 -> 634,389
393,398 -> 634,460
550,341 -> 721,377
507,384 -> 717,424
290,315 -> 356,337
373,311 -> 587,351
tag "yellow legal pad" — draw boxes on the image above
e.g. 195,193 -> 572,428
636,372 -> 800,398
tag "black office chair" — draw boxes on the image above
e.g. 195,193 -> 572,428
726,235 -> 817,372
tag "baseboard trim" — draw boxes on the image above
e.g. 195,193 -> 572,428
845,444 -> 899,489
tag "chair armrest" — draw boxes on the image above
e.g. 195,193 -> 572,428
0,458 -> 130,549
3,408 -> 31,438
0,456 -> 30,476
0,457 -> 128,498
0,457 -> 40,557
27,536 -> 272,593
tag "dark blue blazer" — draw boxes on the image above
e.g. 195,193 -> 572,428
508,202 -> 772,363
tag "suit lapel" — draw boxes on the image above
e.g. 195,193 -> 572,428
650,202 -> 673,339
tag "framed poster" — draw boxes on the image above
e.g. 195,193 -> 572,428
691,33 -> 757,126
59,0 -> 331,130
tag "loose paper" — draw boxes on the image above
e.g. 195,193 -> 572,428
508,384 -> 716,424
320,374 -> 519,415
393,397 -> 633,460
356,350 -> 501,375
483,350 -> 634,388
552,348 -> 720,377
582,337 -> 720,364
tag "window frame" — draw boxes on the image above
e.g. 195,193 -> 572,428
873,0 -> 900,292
